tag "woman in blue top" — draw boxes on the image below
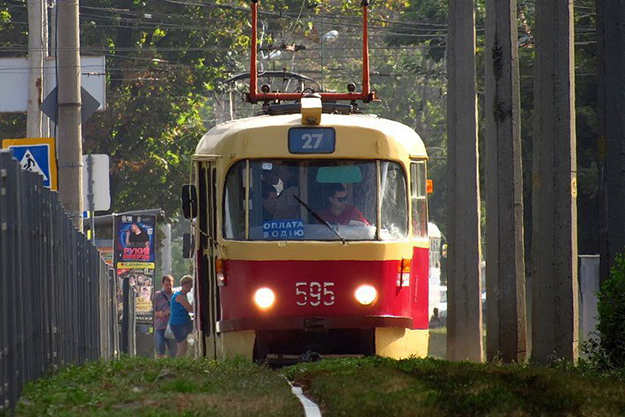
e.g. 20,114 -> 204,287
169,275 -> 194,357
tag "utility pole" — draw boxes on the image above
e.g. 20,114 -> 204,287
446,0 -> 484,362
531,0 -> 578,362
484,0 -> 527,362
597,0 -> 625,283
57,0 -> 83,229
27,0 -> 47,137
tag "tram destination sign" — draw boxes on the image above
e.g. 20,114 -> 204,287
288,127 -> 335,154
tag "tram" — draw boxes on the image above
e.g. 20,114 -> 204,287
182,0 -> 431,362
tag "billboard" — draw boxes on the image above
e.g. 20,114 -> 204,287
114,214 -> 157,322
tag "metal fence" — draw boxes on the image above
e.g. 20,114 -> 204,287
0,151 -> 118,413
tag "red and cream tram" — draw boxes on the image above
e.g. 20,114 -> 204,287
182,0 -> 430,362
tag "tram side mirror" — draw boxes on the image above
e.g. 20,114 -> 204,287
182,233 -> 194,259
182,184 -> 198,219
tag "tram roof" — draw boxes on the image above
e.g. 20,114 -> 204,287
195,113 -> 427,160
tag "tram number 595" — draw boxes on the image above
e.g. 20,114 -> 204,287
295,282 -> 335,306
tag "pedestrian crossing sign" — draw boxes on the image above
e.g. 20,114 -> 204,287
1,137 -> 58,190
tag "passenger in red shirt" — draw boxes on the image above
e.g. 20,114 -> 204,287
318,184 -> 369,225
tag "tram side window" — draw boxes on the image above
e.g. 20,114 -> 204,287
223,161 -> 246,240
380,161 -> 408,240
411,161 -> 428,239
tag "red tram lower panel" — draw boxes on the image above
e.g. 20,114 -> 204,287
217,248 -> 429,332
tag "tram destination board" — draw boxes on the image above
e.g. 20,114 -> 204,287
288,127 -> 335,154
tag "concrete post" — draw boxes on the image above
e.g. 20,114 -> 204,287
484,0 -> 527,362
446,0 -> 484,362
579,255 -> 600,345
57,0 -> 83,229
531,0 -> 578,362
597,0 -> 625,284
27,0 -> 47,137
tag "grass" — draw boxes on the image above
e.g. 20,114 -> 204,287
283,356 -> 625,417
14,356 -> 301,417
12,353 -> 625,417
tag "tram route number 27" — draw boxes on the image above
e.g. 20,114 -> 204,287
300,133 -> 324,149
288,128 -> 335,154
295,282 -> 335,306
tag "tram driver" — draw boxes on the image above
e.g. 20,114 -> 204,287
318,183 -> 369,226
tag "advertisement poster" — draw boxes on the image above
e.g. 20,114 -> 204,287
115,268 -> 155,322
114,215 -> 156,268
114,214 -> 157,322
94,239 -> 114,266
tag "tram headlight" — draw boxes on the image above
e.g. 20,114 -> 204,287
254,287 -> 276,309
355,285 -> 377,306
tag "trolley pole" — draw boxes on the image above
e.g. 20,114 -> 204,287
531,0 -> 578,362
57,0 -> 83,229
597,0 -> 625,284
484,0 -> 527,362
446,0 -> 484,362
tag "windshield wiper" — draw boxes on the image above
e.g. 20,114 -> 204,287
293,195 -> 346,244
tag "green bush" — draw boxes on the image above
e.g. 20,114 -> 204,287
595,252 -> 625,368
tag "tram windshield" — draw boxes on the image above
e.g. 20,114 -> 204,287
223,159 -> 409,241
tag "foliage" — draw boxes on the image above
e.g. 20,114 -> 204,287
14,354 -> 625,417
0,1 -> 28,140
284,356 -> 625,416
0,0 -> 601,250
15,356 -> 301,417
78,0 -> 252,217
591,252 -> 625,368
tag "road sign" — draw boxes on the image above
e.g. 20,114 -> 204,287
40,87 -> 101,124
1,138 -> 58,190
0,56 -> 106,113
82,154 -> 111,211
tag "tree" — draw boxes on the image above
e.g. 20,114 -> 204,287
78,0 -> 252,217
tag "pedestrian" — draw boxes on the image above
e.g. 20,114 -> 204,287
154,275 -> 176,358
429,307 -> 443,329
169,275 -> 194,357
